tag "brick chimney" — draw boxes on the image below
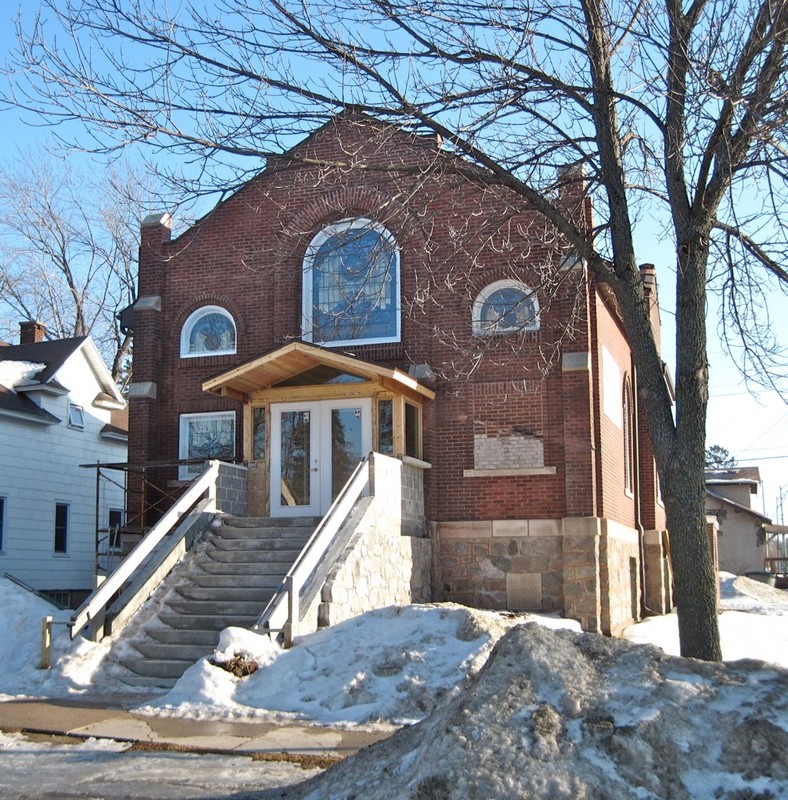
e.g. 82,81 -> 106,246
20,320 -> 47,344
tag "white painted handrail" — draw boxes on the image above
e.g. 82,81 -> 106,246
254,455 -> 371,645
70,460 -> 221,640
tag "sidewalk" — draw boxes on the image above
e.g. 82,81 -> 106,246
0,696 -> 392,759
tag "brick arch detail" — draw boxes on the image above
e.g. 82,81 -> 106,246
273,185 -> 412,264
166,294 -> 247,344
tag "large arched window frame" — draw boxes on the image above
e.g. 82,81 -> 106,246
180,306 -> 237,358
302,218 -> 400,347
472,279 -> 540,336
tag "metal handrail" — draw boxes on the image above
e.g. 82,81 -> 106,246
254,454 -> 371,646
69,460 -> 221,640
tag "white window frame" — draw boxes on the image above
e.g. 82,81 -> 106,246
302,217 -> 401,347
472,279 -> 540,336
68,403 -> 85,429
178,411 -> 236,480
180,305 -> 237,358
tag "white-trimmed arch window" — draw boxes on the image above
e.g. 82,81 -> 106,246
302,218 -> 400,346
472,280 -> 540,336
180,306 -> 237,358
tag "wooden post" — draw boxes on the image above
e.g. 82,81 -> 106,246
285,575 -> 298,648
39,616 -> 53,670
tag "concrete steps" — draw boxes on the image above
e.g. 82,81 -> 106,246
114,516 -> 314,688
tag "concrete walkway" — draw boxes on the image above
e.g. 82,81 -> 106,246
0,696 -> 392,759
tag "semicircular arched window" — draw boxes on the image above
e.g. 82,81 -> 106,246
180,306 -> 237,358
302,218 -> 400,346
472,279 -> 540,336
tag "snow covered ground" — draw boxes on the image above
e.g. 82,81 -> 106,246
0,572 -> 786,798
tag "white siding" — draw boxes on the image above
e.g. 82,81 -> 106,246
0,347 -> 126,593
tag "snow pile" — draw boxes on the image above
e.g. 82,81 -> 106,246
265,623 -> 788,800
0,360 -> 45,390
625,572 -> 788,667
0,578 -> 132,699
139,605 -> 567,727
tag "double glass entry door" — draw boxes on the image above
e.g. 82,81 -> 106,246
270,399 -> 372,517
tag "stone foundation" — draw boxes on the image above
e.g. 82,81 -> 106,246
434,519 -> 563,612
436,516 -> 651,635
644,528 -> 673,615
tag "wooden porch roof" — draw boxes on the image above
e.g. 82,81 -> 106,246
202,341 -> 435,402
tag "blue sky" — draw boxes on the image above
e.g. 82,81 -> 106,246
1,7 -> 785,520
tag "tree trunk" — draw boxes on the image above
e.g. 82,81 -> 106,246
663,452 -> 722,661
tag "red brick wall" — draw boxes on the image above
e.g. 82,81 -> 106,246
132,117 -> 647,526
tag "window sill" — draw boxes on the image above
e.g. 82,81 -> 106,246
463,467 -> 556,478
401,456 -> 432,470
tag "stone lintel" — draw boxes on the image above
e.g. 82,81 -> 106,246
134,295 -> 162,312
644,528 -> 665,545
562,352 -> 591,372
491,519 -> 562,538
128,381 -> 157,399
437,520 -> 493,539
463,467 -> 557,478
563,516 -> 602,538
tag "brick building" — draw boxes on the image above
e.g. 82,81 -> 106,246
129,114 -> 671,635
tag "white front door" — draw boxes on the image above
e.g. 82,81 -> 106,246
270,399 -> 372,517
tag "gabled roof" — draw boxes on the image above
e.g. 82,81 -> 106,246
705,488 -> 771,523
203,340 -> 435,401
0,337 -> 87,384
0,336 -> 125,408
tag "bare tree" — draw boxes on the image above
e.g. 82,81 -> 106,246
0,151 -> 146,389
6,0 -> 788,660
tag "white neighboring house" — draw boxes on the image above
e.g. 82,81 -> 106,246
0,322 -> 127,607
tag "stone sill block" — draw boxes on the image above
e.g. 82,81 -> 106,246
463,467 -> 557,478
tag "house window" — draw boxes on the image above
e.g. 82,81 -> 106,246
108,508 -> 124,551
252,407 -> 266,461
623,378 -> 634,494
472,279 -> 540,336
178,411 -> 236,480
180,306 -> 237,357
377,399 -> 394,455
68,403 -> 85,429
0,496 -> 5,551
303,218 -> 400,346
54,503 -> 69,553
405,402 -> 422,459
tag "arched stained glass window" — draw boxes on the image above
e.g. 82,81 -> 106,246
180,306 -> 236,357
302,218 -> 400,346
472,280 -> 540,336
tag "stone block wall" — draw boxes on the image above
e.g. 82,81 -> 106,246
599,519 -> 641,635
434,519 -> 563,612
216,462 -> 248,517
562,517 -> 602,631
315,500 -> 432,629
643,528 -> 673,615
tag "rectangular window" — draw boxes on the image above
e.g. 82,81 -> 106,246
108,508 -> 124,551
68,403 -> 85,429
55,503 -> 68,553
0,496 -> 5,551
179,411 -> 236,480
252,407 -> 266,461
377,399 -> 394,455
405,403 -> 422,459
